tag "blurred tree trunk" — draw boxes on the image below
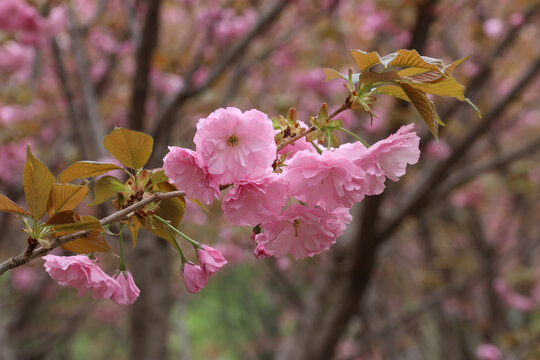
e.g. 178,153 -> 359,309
130,231 -> 172,360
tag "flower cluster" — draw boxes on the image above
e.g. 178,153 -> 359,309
164,107 -> 420,261
181,245 -> 228,293
43,255 -> 140,305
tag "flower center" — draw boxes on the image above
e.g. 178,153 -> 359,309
226,135 -> 239,147
293,219 -> 300,237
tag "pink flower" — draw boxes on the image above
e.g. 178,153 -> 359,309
253,242 -> 271,259
111,271 -> 140,305
197,245 -> 227,274
483,18 -> 504,39
365,124 -> 420,181
258,205 -> 352,259
476,344 -> 501,360
222,174 -> 288,226
43,255 -> 120,300
194,107 -> 276,184
181,263 -> 209,293
11,267 -> 37,292
284,149 -> 365,211
163,146 -> 220,205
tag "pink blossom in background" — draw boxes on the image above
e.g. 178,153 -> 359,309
493,278 -> 533,311
0,104 -> 35,125
476,344 -> 502,360
111,271 -> 140,305
284,149 -> 365,211
222,174 -> 288,227
510,12 -> 524,26
194,107 -> 276,184
43,255 -> 120,300
425,139 -> 450,159
151,69 -> 184,95
181,263 -> 209,293
163,146 -> 220,205
0,0 -> 39,32
213,242 -> 246,264
258,205 -> 352,259
11,267 -> 37,292
483,18 -> 504,38
0,141 -> 28,184
0,41 -> 33,73
197,245 -> 228,274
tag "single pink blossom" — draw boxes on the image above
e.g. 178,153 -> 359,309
253,242 -> 271,259
181,263 -> 209,293
11,267 -> 37,292
222,174 -> 288,226
476,344 -> 501,360
194,107 -> 276,184
43,255 -> 120,300
197,245 -> 227,274
284,149 -> 365,211
111,271 -> 140,305
258,205 -> 352,259
483,18 -> 504,39
364,124 -> 420,181
163,146 -> 220,205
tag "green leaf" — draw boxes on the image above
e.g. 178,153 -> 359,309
47,184 -> 89,218
62,231 -> 112,254
58,161 -> 122,183
103,128 -> 154,170
0,194 -> 29,215
404,77 -> 466,100
147,182 -> 185,245
90,176 -> 126,206
149,170 -> 169,187
51,214 -> 104,233
23,146 -> 55,220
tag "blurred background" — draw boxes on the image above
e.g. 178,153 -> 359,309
1,0 -> 540,359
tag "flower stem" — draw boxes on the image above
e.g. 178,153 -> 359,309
118,224 -> 126,271
338,127 -> 370,148
153,215 -> 201,249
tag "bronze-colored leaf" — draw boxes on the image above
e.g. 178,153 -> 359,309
0,194 -> 29,215
351,50 -> 382,71
406,77 -> 465,100
401,83 -> 440,139
90,176 -> 126,206
323,68 -> 346,81
359,70 -> 400,85
46,210 -> 77,225
23,146 -> 55,220
373,85 -> 410,102
103,128 -> 153,170
388,49 -> 443,72
58,161 -> 122,183
62,231 -> 112,254
128,216 -> 142,248
47,183 -> 89,218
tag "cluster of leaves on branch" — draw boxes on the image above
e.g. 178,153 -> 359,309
0,48 -> 478,300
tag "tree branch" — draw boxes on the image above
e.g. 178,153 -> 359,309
128,0 -> 162,131
0,190 -> 185,276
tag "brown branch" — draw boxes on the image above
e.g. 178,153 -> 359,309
0,190 -> 185,276
276,100 -> 351,152
67,6 -> 107,158
128,0 -> 162,131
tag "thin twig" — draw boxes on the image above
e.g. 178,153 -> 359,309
0,190 -> 185,276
